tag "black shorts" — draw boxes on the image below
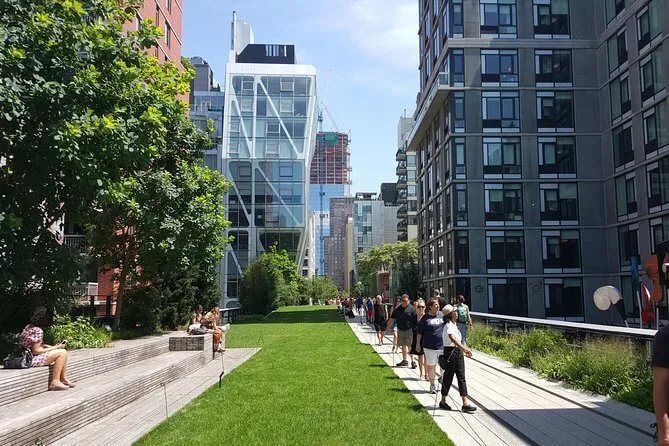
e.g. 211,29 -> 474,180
374,321 -> 387,332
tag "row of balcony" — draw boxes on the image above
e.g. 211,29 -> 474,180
396,161 -> 407,175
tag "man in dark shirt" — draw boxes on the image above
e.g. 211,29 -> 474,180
386,294 -> 417,367
653,325 -> 669,445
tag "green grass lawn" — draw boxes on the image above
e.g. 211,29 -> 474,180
135,306 -> 452,446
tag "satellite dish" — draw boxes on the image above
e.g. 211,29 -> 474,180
593,286 -> 622,311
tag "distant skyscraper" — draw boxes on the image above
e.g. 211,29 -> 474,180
352,192 -> 399,256
325,196 -> 354,290
396,116 -> 416,241
220,14 -> 318,308
309,131 -> 351,275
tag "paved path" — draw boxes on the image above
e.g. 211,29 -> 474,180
51,348 -> 259,446
347,317 -> 656,446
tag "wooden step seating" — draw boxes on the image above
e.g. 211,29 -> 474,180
0,332 -> 214,446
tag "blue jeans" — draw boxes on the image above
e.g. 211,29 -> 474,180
457,323 -> 468,345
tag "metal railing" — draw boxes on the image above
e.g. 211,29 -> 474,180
471,311 -> 658,343
220,307 -> 243,324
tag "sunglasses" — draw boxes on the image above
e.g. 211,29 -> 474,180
416,305 -> 426,309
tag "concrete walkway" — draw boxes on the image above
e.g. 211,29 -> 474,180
347,317 -> 656,446
51,348 -> 259,446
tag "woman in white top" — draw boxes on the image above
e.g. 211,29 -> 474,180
439,304 -> 477,413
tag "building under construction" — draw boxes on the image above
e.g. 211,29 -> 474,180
308,131 -> 351,276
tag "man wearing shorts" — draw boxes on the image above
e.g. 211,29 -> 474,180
373,295 -> 388,345
416,298 -> 445,393
386,294 -> 417,367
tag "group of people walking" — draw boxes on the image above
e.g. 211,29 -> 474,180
360,291 -> 476,413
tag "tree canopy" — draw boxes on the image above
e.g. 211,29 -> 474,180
356,241 -> 423,299
0,0 -> 230,330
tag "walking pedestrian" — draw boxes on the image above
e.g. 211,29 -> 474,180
455,295 -> 473,345
439,304 -> 477,413
416,298 -> 444,394
411,298 -> 427,380
391,296 -> 401,353
373,295 -> 388,345
365,297 -> 374,324
386,294 -> 418,367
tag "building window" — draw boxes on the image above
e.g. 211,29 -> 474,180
618,224 -> 638,267
607,30 -> 628,74
533,0 -> 570,38
647,156 -> 669,210
542,230 -> 581,271
535,50 -> 572,85
637,0 -> 661,51
165,23 -> 172,48
613,124 -> 633,168
443,0 -> 464,39
433,31 -> 440,63
640,48 -> 665,102
455,183 -> 467,224
537,91 -> 573,131
605,0 -> 625,24
545,278 -> 583,320
166,0 -> 171,12
486,231 -> 525,271
540,183 -> 578,224
480,0 -> 517,38
452,91 -> 465,132
485,184 -> 523,224
446,49 -> 465,85
455,231 -> 469,272
483,137 -> 521,177
204,154 -> 217,171
610,74 -> 631,121
482,91 -> 520,132
643,100 -> 669,154
481,50 -> 518,86
651,215 -> 669,249
488,278 -> 528,316
616,173 -> 637,217
454,138 -> 466,179
538,137 -> 576,178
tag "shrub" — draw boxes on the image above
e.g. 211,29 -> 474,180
45,315 -> 110,349
468,326 -> 653,412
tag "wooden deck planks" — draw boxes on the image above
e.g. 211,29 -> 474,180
347,319 -> 655,446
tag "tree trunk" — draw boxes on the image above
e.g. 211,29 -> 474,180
112,268 -> 127,331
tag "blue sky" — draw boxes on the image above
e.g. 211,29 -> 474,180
182,0 -> 419,194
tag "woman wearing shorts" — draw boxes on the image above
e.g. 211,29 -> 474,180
415,298 -> 444,394
373,295 -> 388,345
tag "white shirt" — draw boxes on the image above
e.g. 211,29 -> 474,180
442,321 -> 461,347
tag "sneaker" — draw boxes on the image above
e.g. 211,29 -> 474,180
439,401 -> 451,411
462,404 -> 477,413
429,384 -> 437,394
411,361 -> 417,369
396,360 -> 409,367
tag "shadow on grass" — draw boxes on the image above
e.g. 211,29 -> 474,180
390,387 -> 411,394
368,364 -> 387,368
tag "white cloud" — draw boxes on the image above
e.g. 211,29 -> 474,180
348,0 -> 419,70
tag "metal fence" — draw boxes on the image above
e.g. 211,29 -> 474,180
220,307 -> 242,324
470,311 -> 658,346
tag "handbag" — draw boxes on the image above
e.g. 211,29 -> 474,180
190,327 -> 208,336
3,349 -> 34,369
438,348 -> 457,370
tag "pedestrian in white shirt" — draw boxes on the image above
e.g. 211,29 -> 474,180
438,304 -> 477,413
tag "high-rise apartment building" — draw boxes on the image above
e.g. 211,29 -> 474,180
396,116 -> 418,241
219,14 -> 319,307
189,57 -> 224,172
411,0 -> 668,323
325,196 -> 355,290
309,131 -> 351,275
353,192 -> 399,255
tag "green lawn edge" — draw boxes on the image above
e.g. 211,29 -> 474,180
134,306 -> 453,446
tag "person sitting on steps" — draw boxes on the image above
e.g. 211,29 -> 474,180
19,307 -> 74,391
202,307 -> 229,353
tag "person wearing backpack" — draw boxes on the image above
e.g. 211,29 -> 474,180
456,295 -> 473,346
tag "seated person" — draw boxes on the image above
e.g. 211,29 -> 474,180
202,307 -> 230,353
19,307 -> 74,391
189,304 -> 204,332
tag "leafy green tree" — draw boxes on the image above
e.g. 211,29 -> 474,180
0,0 -> 229,329
87,162 -> 230,330
299,276 -> 339,304
238,254 -> 282,315
356,241 -> 422,299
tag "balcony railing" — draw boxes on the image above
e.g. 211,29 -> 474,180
64,235 -> 88,253
409,72 -> 457,144
396,148 -> 407,161
396,162 -> 407,175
